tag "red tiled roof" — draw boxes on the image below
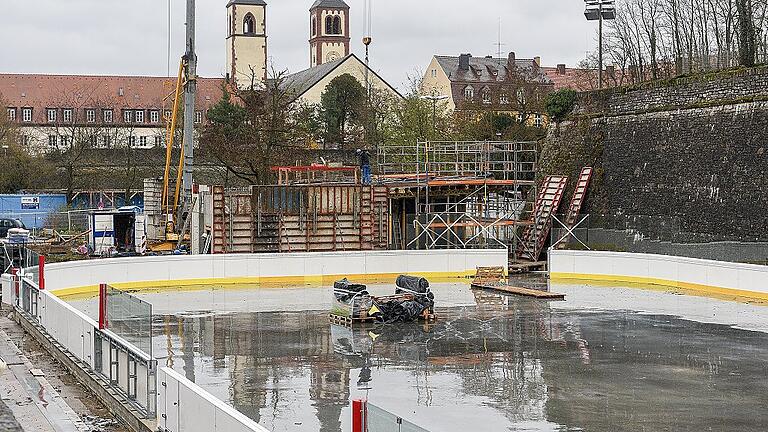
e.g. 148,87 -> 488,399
541,66 -> 626,91
0,74 -> 226,124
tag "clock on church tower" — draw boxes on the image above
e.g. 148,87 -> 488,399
309,0 -> 350,68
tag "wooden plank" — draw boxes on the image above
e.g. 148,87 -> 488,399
471,284 -> 565,300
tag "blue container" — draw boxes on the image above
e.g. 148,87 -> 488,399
0,194 -> 68,229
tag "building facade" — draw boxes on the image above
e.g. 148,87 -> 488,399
0,74 -> 223,154
421,52 -> 554,127
308,0 -> 351,68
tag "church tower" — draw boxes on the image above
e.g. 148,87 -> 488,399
309,0 -> 350,68
226,0 -> 268,87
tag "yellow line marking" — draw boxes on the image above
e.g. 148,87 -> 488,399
550,272 -> 768,304
52,271 -> 476,300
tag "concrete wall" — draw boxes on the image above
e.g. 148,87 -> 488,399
45,249 -> 508,297
549,249 -> 768,300
541,66 -> 768,241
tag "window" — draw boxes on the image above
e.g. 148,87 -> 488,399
48,134 -> 57,147
516,112 -> 523,123
89,135 -> 97,146
129,136 -> 136,147
20,134 -> 29,147
135,110 -> 144,123
22,108 -> 32,122
103,109 -> 113,123
325,16 -> 333,35
500,93 -> 509,105
243,13 -> 255,35
535,113 -> 543,128
7,108 -> 16,122
47,108 -> 57,123
311,18 -> 316,36
516,88 -> 526,106
464,86 -> 474,100
150,110 -> 160,124
60,135 -> 70,146
63,108 -> 73,123
154,136 -> 163,147
139,136 -> 147,147
102,134 -> 112,147
123,110 -> 132,123
195,111 -> 202,124
333,16 -> 341,35
431,69 -> 437,78
164,110 -> 172,121
86,109 -> 96,123
481,87 -> 491,104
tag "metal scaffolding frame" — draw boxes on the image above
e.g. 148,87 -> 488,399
378,141 -> 538,252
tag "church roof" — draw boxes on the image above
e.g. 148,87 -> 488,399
310,0 -> 349,10
227,0 -> 266,7
281,54 -> 402,101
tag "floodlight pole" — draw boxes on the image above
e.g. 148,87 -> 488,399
598,2 -> 603,89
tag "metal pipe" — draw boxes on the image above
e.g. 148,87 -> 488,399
182,0 -> 197,205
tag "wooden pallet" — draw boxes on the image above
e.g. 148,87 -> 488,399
471,284 -> 565,300
329,313 -> 378,326
473,266 -> 506,285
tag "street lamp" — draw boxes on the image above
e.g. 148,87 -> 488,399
584,0 -> 615,89
419,94 -> 449,140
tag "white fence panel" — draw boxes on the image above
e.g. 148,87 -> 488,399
159,367 -> 269,432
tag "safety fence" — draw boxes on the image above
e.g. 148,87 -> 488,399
2,244 -> 42,283
157,367 -> 269,432
549,214 -> 768,265
0,208 -> 91,233
5,268 -> 157,418
352,399 -> 431,432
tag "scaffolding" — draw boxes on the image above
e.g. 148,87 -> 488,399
378,141 -> 538,253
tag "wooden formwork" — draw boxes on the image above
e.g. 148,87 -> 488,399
214,184 -> 389,253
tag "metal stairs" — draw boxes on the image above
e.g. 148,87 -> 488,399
516,175 -> 568,262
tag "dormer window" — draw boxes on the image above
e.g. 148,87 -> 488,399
464,86 -> 474,100
243,13 -> 256,35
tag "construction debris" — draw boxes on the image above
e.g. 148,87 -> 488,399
330,275 -> 436,325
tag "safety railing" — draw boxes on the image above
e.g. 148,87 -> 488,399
105,284 -> 153,357
353,400 -> 431,432
550,214 -> 768,265
5,255 -> 157,418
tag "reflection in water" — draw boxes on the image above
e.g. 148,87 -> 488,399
155,290 -> 768,432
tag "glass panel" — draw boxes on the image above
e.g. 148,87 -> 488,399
368,403 -> 430,432
106,285 -> 153,357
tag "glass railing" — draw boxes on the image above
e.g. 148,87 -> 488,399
367,403 -> 431,432
106,285 -> 153,357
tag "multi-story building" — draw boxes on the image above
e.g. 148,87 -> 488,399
0,74 -> 223,154
420,52 -> 554,127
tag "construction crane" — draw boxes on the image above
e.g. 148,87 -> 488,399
362,0 -> 372,94
150,0 -> 197,252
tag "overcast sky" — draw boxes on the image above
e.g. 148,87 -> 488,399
0,0 -> 597,90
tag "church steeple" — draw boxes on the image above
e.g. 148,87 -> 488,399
309,0 -> 350,68
226,0 -> 268,87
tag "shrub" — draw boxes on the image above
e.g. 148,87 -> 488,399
545,89 -> 578,122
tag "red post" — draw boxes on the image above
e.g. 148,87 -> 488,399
352,399 -> 367,432
10,268 -> 19,299
98,283 -> 108,330
38,255 -> 45,290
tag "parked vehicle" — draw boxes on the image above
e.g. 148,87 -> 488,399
0,218 -> 26,238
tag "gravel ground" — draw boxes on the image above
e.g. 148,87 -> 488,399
0,395 -> 23,432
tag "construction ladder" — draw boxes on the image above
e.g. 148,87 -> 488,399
556,167 -> 593,249
211,186 -> 226,254
516,175 -> 568,262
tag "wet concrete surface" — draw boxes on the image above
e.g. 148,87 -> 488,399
67,280 -> 768,432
